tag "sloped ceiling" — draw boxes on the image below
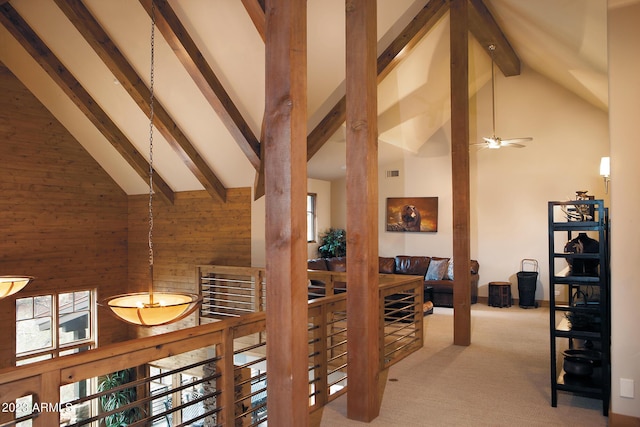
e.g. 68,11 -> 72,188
0,0 -> 610,193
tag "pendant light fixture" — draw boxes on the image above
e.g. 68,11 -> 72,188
101,3 -> 201,326
0,276 -> 33,299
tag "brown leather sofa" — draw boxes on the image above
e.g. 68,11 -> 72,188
307,255 -> 479,307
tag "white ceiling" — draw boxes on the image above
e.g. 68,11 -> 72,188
0,0 -> 614,190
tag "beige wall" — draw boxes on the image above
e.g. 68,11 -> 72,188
609,0 -> 640,419
251,178 -> 332,266
331,64 -> 610,303
307,178 -> 332,259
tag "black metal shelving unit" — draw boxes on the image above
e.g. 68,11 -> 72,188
548,199 -> 610,416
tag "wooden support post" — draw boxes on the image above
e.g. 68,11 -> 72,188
345,0 -> 381,421
37,371 -> 60,426
219,328 -> 235,426
450,0 -> 472,346
264,1 -> 309,426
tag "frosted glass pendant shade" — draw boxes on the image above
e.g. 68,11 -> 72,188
0,276 -> 33,298
103,292 -> 202,326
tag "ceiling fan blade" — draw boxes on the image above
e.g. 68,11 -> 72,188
501,142 -> 526,148
471,142 -> 489,147
501,137 -> 533,144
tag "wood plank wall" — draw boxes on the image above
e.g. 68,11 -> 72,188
128,188 -> 251,337
0,62 -> 129,366
1,61 -> 253,351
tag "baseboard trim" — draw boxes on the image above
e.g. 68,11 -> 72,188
476,296 -> 549,308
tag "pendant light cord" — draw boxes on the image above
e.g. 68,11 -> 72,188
148,2 -> 156,299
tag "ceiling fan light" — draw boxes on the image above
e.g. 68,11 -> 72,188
481,44 -> 532,150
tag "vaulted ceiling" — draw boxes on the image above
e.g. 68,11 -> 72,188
0,0 -> 612,202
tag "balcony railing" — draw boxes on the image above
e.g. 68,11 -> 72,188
0,267 -> 423,427
198,266 -> 424,370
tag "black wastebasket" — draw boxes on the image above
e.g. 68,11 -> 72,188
517,259 -> 538,308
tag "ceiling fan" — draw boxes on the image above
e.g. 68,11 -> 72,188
474,45 -> 533,149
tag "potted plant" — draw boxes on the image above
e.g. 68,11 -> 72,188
98,369 -> 144,427
318,228 -> 346,258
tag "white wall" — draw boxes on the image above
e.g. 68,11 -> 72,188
331,65 -> 610,302
608,0 -> 640,418
472,65 -> 609,301
251,178 -> 332,267
251,188 -> 266,267
308,178 -> 332,259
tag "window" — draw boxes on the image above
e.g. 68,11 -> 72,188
16,290 -> 95,365
14,291 -> 96,426
307,193 -> 317,243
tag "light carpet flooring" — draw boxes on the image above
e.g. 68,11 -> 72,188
320,304 -> 607,426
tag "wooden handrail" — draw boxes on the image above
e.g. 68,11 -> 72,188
0,267 -> 423,426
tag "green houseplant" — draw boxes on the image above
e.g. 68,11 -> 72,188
318,228 -> 346,258
98,369 -> 144,427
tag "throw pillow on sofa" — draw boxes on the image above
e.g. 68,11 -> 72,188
425,257 -> 449,280
444,258 -> 454,280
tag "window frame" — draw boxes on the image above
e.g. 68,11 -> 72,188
307,193 -> 317,243
16,289 -> 97,365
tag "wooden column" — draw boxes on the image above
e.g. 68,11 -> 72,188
263,1 -> 308,426
450,0 -> 472,346
345,0 -> 380,421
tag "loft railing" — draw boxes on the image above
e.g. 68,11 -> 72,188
198,266 -> 424,370
0,268 -> 422,427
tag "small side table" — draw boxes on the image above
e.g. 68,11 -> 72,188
488,281 -> 512,308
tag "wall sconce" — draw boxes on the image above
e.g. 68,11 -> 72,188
599,156 -> 610,194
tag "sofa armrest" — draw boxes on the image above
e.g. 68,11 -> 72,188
470,273 -> 479,303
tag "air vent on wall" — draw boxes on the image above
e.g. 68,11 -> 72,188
386,170 -> 400,178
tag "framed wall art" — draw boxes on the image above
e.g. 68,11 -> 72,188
386,197 -> 438,232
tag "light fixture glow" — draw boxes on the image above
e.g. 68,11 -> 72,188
600,156 -> 610,193
487,138 -> 501,149
0,276 -> 33,299
104,292 -> 201,326
101,3 -> 201,326
599,156 -> 610,177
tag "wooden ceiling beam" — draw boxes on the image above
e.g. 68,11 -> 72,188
377,0 -> 449,81
140,0 -> 261,173
467,0 -> 520,76
307,0 -> 449,160
240,0 -> 268,201
55,0 -> 226,203
0,2 -> 175,205
241,0 -> 266,42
